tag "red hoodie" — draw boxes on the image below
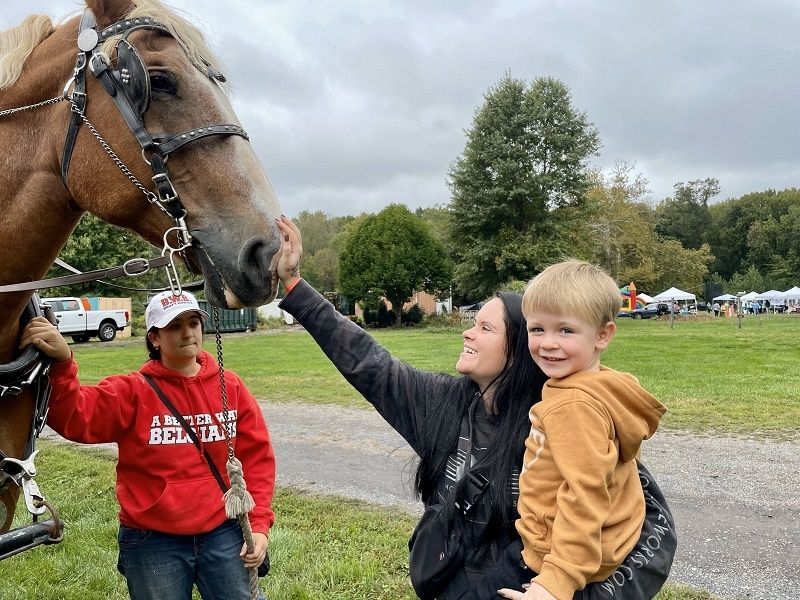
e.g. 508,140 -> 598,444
47,350 -> 275,535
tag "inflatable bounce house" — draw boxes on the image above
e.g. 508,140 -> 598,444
619,282 -> 645,314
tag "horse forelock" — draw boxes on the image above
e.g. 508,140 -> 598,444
0,15 -> 55,90
99,0 -> 225,82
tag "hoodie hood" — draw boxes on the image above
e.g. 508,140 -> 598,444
544,366 -> 666,462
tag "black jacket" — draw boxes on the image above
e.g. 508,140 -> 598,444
280,281 -> 516,597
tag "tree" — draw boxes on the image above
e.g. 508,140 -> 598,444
293,210 -> 354,294
338,204 -> 452,326
654,178 -> 718,249
447,74 -> 600,299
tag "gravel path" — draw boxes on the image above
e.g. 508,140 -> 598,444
43,401 -> 799,599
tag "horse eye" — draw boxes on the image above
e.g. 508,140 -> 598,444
150,72 -> 178,96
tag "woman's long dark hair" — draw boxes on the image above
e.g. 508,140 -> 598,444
414,292 -> 547,529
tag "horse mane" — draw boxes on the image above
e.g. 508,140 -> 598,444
0,15 -> 55,90
101,0 -> 224,75
0,1 -> 223,92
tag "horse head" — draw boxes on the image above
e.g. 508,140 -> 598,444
65,0 -> 283,309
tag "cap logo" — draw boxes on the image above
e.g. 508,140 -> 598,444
160,294 -> 192,309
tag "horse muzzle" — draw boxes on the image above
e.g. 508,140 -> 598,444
190,231 -> 280,309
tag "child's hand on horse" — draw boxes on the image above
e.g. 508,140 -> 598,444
19,316 -> 71,362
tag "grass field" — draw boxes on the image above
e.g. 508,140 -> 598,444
0,315 -> 757,598
69,313 -> 800,433
0,444 -> 716,600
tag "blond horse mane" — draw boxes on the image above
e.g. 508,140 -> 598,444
0,0 -> 223,91
0,15 -> 55,90
101,0 -> 223,75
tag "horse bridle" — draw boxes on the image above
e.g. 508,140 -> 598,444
60,8 -> 250,293
0,9 -> 252,528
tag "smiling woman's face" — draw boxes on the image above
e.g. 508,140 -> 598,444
455,298 -> 508,391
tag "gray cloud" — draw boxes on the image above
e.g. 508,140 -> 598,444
4,0 -> 800,216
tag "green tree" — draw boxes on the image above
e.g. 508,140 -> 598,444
447,74 -> 601,300
571,163 -> 712,295
654,178 -> 718,250
293,210 -> 354,294
338,204 -> 452,326
706,188 -> 800,280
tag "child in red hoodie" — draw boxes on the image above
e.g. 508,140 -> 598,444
21,290 -> 274,600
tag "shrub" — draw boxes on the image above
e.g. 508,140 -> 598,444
401,304 -> 425,325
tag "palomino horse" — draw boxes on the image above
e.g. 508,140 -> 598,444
0,0 -> 283,549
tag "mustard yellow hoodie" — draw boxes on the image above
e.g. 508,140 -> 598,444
516,366 -> 666,599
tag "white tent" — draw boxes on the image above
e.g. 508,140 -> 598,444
652,287 -> 696,302
741,291 -> 760,301
754,290 -> 785,302
637,292 -> 654,303
783,286 -> 800,300
712,293 -> 738,302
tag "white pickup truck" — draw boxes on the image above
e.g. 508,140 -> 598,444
41,297 -> 129,343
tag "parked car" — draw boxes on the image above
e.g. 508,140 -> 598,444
42,296 -> 129,343
628,303 -> 670,319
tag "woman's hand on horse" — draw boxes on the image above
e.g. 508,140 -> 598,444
19,316 -> 71,362
240,531 -> 268,569
498,582 -> 557,600
274,216 -> 303,287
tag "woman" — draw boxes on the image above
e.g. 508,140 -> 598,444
20,290 -> 274,600
274,217 -> 675,599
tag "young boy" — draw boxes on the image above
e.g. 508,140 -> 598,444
507,260 -> 666,600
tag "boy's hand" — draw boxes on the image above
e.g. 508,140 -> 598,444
19,316 -> 71,362
499,582 -> 558,600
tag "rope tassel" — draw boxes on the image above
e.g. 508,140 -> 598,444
224,456 -> 255,517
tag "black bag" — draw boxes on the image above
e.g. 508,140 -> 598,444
409,398 -> 487,599
143,374 -> 271,578
408,502 -> 465,600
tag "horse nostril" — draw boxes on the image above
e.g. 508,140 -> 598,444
238,235 -> 280,285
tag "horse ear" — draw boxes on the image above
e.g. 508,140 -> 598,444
85,0 -> 134,28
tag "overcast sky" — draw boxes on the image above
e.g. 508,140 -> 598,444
4,1 -> 800,216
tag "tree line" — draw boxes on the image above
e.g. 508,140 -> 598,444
52,73 -> 800,319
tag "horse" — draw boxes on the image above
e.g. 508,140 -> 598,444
0,0 -> 283,548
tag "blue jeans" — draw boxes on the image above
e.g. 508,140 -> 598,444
117,520 -> 265,600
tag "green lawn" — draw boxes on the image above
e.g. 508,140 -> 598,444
0,444 -> 715,600
70,314 -> 800,433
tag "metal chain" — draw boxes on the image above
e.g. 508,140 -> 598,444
66,99 -> 164,208
0,95 -> 65,118
212,307 -> 235,459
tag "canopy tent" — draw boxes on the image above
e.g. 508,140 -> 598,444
637,292 -> 654,303
652,287 -> 696,302
754,290 -> 786,302
783,286 -> 800,300
740,291 -> 760,301
712,293 -> 738,302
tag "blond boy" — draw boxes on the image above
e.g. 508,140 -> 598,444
507,260 -> 666,600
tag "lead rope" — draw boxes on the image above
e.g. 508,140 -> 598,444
212,308 -> 259,600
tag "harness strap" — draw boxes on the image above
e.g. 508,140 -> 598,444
152,125 -> 249,156
0,256 -> 171,293
61,10 -> 96,184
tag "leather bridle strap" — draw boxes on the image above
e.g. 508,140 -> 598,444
61,10 -> 249,222
61,10 -> 95,182
0,256 -> 171,293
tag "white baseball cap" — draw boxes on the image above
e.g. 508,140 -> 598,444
145,290 -> 210,330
